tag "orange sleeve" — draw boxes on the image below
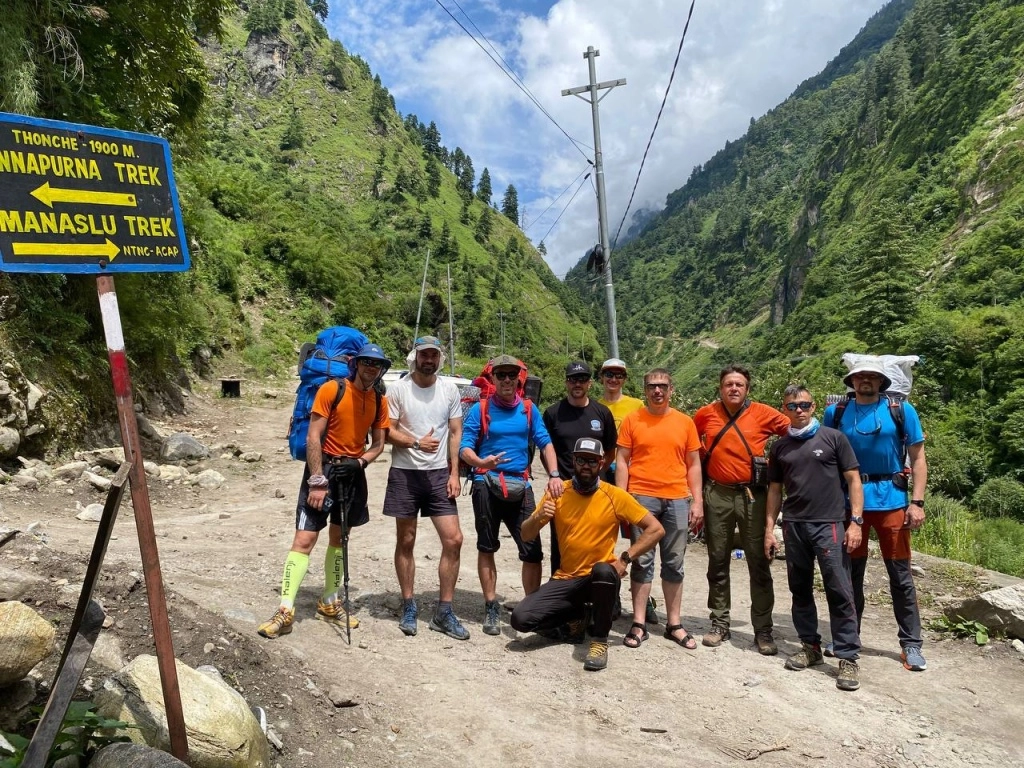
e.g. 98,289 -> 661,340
684,416 -> 700,453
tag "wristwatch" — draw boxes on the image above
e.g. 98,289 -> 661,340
549,470 -> 560,479
619,550 -> 632,566
910,499 -> 925,508
413,439 -> 421,450
849,515 -> 864,525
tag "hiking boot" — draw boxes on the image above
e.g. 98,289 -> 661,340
836,659 -> 861,691
257,607 -> 294,639
316,598 -> 359,629
482,600 -> 501,636
583,638 -> 609,671
785,642 -> 824,671
901,645 -> 927,671
398,601 -> 418,636
754,630 -> 778,656
565,619 -> 586,644
702,625 -> 731,648
429,609 -> 470,641
646,596 -> 660,625
823,641 -> 836,658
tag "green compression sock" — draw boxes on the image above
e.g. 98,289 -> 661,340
279,551 -> 309,610
322,545 -> 344,603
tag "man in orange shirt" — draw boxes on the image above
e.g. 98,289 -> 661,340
616,368 -> 704,650
693,364 -> 790,653
259,344 -> 392,639
513,438 -> 664,671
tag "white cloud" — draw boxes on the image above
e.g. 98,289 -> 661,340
328,0 -> 890,275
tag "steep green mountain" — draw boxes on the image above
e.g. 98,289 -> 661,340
0,0 -> 597,449
569,0 -> 1024,503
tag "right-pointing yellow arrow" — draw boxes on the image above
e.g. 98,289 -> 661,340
31,182 -> 137,209
12,239 -> 120,261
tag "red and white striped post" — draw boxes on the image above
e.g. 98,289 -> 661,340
96,275 -> 189,763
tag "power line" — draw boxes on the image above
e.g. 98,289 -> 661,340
524,166 -> 591,236
611,0 -> 698,248
537,172 -> 592,247
432,0 -> 592,161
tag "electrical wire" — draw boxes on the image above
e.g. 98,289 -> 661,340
611,0 -> 698,248
537,172 -> 592,247
524,167 -> 591,236
432,0 -> 592,161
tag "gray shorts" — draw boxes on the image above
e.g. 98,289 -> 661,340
630,495 -> 690,584
382,467 -> 457,518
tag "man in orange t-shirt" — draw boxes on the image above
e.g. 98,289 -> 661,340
615,368 -> 703,650
258,344 -> 392,640
693,364 -> 789,653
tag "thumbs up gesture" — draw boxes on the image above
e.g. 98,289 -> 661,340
418,427 -> 441,453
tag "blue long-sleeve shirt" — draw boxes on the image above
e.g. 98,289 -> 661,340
460,398 -> 551,480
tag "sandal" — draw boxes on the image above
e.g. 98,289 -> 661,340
664,624 -> 697,650
623,622 -> 649,648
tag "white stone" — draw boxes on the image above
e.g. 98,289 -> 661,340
75,503 -> 105,522
0,601 -> 55,687
82,471 -> 112,492
193,470 -> 226,490
159,465 -> 190,482
54,461 -> 89,480
948,584 -> 1024,639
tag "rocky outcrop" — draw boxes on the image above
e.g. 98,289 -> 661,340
94,655 -> 271,768
0,601 -> 55,687
0,358 -> 47,459
948,583 -> 1024,639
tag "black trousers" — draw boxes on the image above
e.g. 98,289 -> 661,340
783,520 -> 860,660
510,562 -> 620,639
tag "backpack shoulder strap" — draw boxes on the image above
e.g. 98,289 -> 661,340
828,394 -> 853,429
523,398 -> 533,430
476,398 -> 490,451
702,401 -> 747,470
884,394 -> 908,463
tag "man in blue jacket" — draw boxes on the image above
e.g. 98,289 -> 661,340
460,355 -> 564,636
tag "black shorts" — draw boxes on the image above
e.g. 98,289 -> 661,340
295,459 -> 370,532
471,482 -> 542,563
382,467 -> 457,519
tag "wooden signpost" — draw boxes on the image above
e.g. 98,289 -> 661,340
0,111 -> 191,764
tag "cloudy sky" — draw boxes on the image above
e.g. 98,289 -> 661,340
327,0 -> 889,277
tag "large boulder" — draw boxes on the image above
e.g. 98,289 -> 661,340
159,433 -> 209,463
0,427 -> 19,459
947,583 -> 1024,639
94,655 -> 271,768
0,601 -> 55,686
90,743 -> 189,768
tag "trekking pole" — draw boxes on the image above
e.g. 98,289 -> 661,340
341,502 -> 352,646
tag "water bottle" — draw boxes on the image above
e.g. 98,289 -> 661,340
732,548 -> 744,560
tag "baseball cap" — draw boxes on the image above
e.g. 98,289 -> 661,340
490,354 -> 524,370
413,335 -> 443,352
600,358 -> 627,373
573,437 -> 604,456
565,360 -> 591,378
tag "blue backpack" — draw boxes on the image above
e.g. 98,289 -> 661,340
287,326 -> 372,461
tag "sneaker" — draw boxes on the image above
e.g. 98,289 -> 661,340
702,625 -> 731,648
836,659 -> 861,691
823,641 -> 836,658
316,598 -> 359,629
257,607 -> 294,639
754,630 -> 778,656
482,600 -> 501,636
398,601 -> 418,636
429,609 -> 470,641
785,642 -> 825,671
583,638 -> 609,671
901,645 -> 927,671
646,596 -> 660,625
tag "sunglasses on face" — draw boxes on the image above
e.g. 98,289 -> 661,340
493,370 -> 519,381
603,372 -> 626,380
358,359 -> 383,369
645,382 -> 670,390
573,456 -> 601,467
567,375 -> 591,384
785,401 -> 814,412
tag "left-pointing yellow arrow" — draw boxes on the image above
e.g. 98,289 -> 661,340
12,239 -> 120,261
31,182 -> 137,209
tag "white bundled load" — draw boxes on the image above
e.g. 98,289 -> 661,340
841,353 -> 919,398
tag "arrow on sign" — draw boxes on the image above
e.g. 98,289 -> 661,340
30,182 -> 137,209
12,239 -> 120,261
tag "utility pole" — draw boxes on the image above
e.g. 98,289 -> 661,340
562,46 -> 625,359
498,309 -> 506,354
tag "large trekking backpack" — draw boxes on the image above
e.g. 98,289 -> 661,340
287,326 -> 369,461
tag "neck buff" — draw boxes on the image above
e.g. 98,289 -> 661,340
789,417 -> 821,440
572,475 -> 600,495
492,392 -> 522,409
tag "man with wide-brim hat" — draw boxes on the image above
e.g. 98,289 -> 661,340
823,357 -> 929,672
460,354 -> 563,637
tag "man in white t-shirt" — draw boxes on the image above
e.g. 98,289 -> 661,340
384,336 -> 468,640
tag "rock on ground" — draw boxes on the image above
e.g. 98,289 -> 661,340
93,655 -> 271,768
0,601 -> 55,686
948,583 -> 1024,639
160,433 -> 210,462
90,743 -> 190,768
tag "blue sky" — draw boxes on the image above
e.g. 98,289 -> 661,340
327,0 -> 890,276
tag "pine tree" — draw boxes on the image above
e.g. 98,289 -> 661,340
538,241 -> 547,257
477,168 -> 492,204
424,121 -> 441,157
280,108 -> 304,150
426,156 -> 442,198
501,184 -> 519,224
370,75 -> 390,130
307,0 -> 328,21
475,206 -> 493,244
371,147 -> 386,199
458,156 -> 475,198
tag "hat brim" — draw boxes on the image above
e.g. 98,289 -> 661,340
572,450 -> 604,458
843,370 -> 892,391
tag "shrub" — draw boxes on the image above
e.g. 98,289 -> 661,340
913,493 -> 976,563
972,476 -> 1024,522
973,518 -> 1024,577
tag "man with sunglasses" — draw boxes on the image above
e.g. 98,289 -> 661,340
513,438 -> 665,671
259,343 -> 392,639
616,369 -> 703,650
823,361 -> 928,672
460,355 -> 562,636
764,386 -> 864,691
542,361 -> 617,574
694,364 -> 790,653
597,358 -> 644,436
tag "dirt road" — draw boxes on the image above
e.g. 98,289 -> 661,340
3,381 -> 1023,768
